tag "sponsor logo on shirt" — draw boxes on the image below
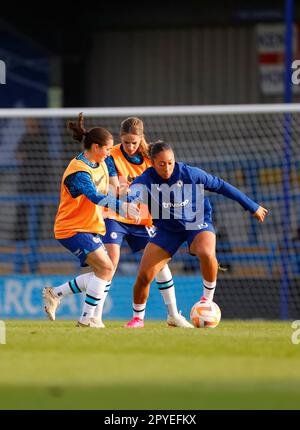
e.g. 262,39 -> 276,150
162,199 -> 189,209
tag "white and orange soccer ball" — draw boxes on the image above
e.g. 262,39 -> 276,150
190,301 -> 221,328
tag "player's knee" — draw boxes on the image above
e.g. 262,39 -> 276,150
105,259 -> 115,277
95,258 -> 114,278
136,271 -> 153,286
106,250 -> 119,271
110,258 -> 119,272
197,247 -> 216,260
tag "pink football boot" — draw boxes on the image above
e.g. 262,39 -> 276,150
199,296 -> 211,305
124,317 -> 144,328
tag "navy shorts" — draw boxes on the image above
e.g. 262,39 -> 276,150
149,222 -> 215,257
58,232 -> 105,267
102,218 -> 154,253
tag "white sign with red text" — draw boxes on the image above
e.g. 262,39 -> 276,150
257,24 -> 299,95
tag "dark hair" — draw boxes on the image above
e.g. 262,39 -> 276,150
67,112 -> 113,149
120,116 -> 149,158
148,140 -> 173,161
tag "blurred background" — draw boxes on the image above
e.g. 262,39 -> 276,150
0,0 -> 299,321
1,0 -> 300,108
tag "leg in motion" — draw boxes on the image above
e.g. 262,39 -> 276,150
155,264 -> 193,328
189,231 -> 218,304
77,246 -> 114,328
125,243 -> 171,328
43,272 -> 94,321
92,243 -> 120,326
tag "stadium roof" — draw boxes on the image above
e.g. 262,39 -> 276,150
0,0 -> 289,54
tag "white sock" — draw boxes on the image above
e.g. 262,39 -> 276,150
53,272 -> 94,298
53,281 -> 73,298
203,279 -> 217,302
93,281 -> 111,320
155,264 -> 178,317
80,275 -> 107,321
133,303 -> 146,320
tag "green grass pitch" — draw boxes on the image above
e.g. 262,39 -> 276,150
0,320 -> 300,410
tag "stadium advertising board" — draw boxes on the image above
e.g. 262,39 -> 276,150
0,275 -> 202,320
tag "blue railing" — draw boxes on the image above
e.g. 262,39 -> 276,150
0,194 -> 299,276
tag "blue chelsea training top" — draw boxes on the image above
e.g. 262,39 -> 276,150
128,162 -> 259,232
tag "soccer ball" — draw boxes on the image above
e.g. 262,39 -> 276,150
190,301 -> 221,328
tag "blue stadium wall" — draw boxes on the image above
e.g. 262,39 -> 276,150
1,275 -> 300,320
0,275 -> 203,321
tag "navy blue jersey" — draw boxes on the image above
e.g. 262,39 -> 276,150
129,162 -> 259,232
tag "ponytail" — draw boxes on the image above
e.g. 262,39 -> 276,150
67,112 -> 86,143
67,112 -> 113,149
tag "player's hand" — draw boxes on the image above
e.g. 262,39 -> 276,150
253,206 -> 268,223
122,202 -> 141,222
118,184 -> 130,195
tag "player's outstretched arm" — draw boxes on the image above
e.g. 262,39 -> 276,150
253,206 -> 268,223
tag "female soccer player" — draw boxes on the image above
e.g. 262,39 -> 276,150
125,141 -> 268,328
43,113 -> 139,327
96,117 -> 193,328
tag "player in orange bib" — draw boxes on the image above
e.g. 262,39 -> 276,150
42,113 -> 139,327
95,117 -> 193,328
